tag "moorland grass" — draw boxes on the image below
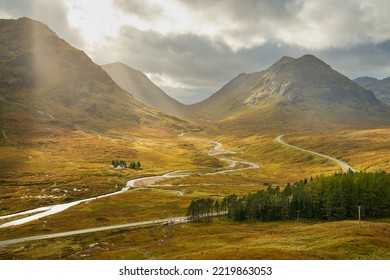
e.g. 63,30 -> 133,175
1,119 -> 389,260
0,219 -> 388,260
284,128 -> 390,172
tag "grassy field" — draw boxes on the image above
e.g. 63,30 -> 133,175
283,128 -> 390,172
0,219 -> 388,260
0,116 -> 389,259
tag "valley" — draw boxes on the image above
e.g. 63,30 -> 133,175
0,125 -> 389,259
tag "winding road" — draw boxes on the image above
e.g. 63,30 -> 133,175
276,134 -> 355,172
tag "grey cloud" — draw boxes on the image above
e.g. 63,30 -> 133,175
179,0 -> 390,50
93,26 -> 241,88
112,0 -> 163,20
178,0 -> 303,49
180,0 -> 302,23
318,41 -> 390,79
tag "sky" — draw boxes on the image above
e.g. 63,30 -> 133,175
1,0 -> 390,104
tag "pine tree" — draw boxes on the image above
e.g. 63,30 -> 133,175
130,161 -> 136,169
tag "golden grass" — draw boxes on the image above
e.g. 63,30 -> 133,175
0,219 -> 388,260
284,128 -> 390,172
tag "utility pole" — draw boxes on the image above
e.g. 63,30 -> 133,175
358,205 -> 361,227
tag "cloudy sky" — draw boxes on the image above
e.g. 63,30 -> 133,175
1,0 -> 390,104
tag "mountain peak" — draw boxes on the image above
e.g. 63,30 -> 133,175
300,54 -> 319,60
277,56 -> 295,63
295,54 -> 331,68
260,54 -> 378,104
268,56 -> 294,70
11,17 -> 54,35
354,76 -> 379,87
267,54 -> 331,75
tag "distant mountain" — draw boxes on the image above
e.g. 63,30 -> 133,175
354,76 -> 378,87
102,62 -> 190,116
0,17 -> 191,134
354,76 -> 390,104
192,54 -> 390,129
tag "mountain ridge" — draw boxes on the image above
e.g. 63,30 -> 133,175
354,76 -> 390,104
102,62 -> 191,116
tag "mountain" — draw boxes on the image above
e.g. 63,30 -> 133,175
102,62 -> 190,116
0,17 -> 191,135
354,76 -> 390,104
192,54 -> 390,129
354,76 -> 378,87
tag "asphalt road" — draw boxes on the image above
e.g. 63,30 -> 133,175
0,216 -> 187,247
276,134 -> 355,172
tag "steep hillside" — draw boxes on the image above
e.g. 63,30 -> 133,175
354,76 -> 390,104
102,62 -> 190,116
191,71 -> 265,117
192,55 -> 390,130
0,17 -> 191,135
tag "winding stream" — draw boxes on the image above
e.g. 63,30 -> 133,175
0,134 -> 258,228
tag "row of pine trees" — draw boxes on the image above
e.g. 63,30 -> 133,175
187,171 -> 390,223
